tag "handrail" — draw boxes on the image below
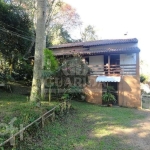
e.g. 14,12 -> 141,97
89,64 -> 137,75
88,64 -> 136,67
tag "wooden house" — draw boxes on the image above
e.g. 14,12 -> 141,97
49,38 -> 141,108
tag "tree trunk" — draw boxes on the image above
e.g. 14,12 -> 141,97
41,35 -> 46,100
30,0 -> 46,102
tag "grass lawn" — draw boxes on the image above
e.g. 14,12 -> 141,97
20,101 -> 147,150
0,90 -> 59,145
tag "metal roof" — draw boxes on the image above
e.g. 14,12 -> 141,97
96,76 -> 121,82
49,38 -> 138,49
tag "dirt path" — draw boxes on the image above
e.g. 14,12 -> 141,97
109,109 -> 150,150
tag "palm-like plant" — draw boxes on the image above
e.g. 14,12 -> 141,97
102,86 -> 116,105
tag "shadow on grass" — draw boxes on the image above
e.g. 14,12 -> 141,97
18,101 -> 150,150
0,91 -> 59,148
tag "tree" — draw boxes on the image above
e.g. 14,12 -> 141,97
46,25 -> 74,47
43,49 -> 58,102
4,0 -> 82,100
81,25 -> 98,42
4,0 -> 81,33
0,1 -> 33,75
30,0 -> 46,102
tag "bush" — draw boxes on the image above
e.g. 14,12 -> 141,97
140,74 -> 147,83
64,85 -> 85,101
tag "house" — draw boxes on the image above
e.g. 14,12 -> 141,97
49,38 -> 141,108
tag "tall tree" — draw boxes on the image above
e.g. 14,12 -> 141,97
4,0 -> 82,100
30,0 -> 46,102
81,25 -> 98,42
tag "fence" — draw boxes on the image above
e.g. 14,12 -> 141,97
0,101 -> 71,147
142,94 -> 150,109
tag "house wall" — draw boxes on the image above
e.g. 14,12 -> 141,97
89,55 -> 104,75
88,53 -> 136,66
120,53 -> 136,75
84,76 -> 102,104
118,76 -> 141,108
89,55 -> 104,65
84,75 -> 141,108
120,53 -> 136,64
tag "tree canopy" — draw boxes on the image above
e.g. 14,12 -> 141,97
0,1 -> 33,71
81,25 -> 98,42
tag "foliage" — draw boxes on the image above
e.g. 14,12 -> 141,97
81,25 -> 98,42
12,57 -> 33,85
52,55 -> 91,101
5,0 -> 82,46
64,85 -> 84,101
44,49 -> 58,71
0,1 -> 34,76
20,101 -> 145,150
61,93 -> 70,101
102,86 -> 116,105
56,55 -> 91,76
140,74 -> 148,83
0,91 -> 59,146
46,25 -> 75,47
0,71 -> 13,83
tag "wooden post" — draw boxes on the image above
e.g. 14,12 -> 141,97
64,101 -> 66,111
61,103 -> 64,114
42,116 -> 45,128
20,124 -> 24,141
59,105 -> 63,115
136,53 -> 140,76
67,102 -> 71,111
51,112 -> 55,122
108,55 -> 110,75
10,135 -> 15,146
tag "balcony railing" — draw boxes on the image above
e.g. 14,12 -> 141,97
88,64 -> 137,76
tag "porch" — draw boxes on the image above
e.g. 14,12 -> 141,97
88,64 -> 137,76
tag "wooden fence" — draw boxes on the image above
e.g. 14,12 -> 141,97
0,101 -> 71,147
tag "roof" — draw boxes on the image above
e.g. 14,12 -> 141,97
53,47 -> 140,56
49,38 -> 138,49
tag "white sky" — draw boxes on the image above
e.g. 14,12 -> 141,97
64,0 -> 150,63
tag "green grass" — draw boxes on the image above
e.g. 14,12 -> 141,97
19,101 -> 146,150
0,90 -> 59,145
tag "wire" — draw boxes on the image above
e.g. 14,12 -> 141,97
0,26 -> 34,41
0,23 -> 36,60
0,21 -> 34,36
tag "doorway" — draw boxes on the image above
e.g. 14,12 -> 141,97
102,82 -> 118,105
104,55 -> 120,75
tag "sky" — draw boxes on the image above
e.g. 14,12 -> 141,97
63,0 -> 150,63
